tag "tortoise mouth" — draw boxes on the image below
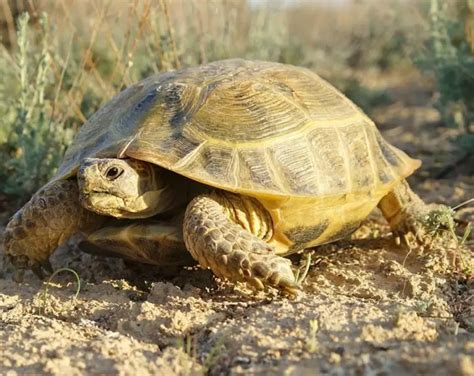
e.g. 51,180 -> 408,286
79,191 -> 145,219
80,191 -> 123,213
80,190 -> 109,203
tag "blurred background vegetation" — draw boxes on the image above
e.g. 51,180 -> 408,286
0,0 -> 473,210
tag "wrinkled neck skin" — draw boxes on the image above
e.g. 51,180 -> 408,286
151,170 -> 199,218
134,169 -> 213,219
162,171 -> 210,217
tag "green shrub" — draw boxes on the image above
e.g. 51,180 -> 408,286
418,0 -> 474,153
0,13 -> 73,204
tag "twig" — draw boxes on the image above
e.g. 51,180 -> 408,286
160,0 -> 180,69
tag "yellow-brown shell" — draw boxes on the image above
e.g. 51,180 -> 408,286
56,59 -> 420,200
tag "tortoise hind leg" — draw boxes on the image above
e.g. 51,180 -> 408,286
79,220 -> 194,266
378,179 -> 435,245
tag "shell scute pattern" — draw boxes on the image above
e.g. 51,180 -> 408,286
238,149 -> 281,192
285,221 -> 330,252
374,132 -> 404,168
186,144 -> 238,188
164,82 -> 217,129
268,139 -> 320,195
340,123 -> 375,189
263,68 -> 358,122
307,127 -> 348,194
190,79 -> 308,142
55,59 -> 419,200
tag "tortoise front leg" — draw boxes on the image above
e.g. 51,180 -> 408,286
183,192 -> 298,295
3,179 -> 103,279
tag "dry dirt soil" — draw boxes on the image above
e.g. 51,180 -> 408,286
0,71 -> 473,376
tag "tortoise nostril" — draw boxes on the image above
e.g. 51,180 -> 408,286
77,169 -> 87,184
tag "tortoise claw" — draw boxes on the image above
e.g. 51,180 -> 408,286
7,254 -> 53,281
30,260 -> 54,280
41,260 -> 54,275
393,212 -> 433,250
13,269 -> 25,283
31,263 -> 46,280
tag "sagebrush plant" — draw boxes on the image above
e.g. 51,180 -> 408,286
418,0 -> 474,153
421,200 -> 473,276
0,13 -> 73,204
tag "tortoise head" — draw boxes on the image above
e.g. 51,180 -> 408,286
77,158 -> 177,218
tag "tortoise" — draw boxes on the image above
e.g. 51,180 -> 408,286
3,59 -> 431,294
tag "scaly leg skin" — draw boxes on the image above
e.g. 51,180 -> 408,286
378,179 -> 442,247
3,179 -> 104,280
183,192 -> 298,295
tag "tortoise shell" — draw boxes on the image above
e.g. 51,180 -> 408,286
56,59 -> 420,200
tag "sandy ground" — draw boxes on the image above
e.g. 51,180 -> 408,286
1,71 -> 473,375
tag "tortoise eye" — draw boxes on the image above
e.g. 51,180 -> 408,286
105,166 -> 123,180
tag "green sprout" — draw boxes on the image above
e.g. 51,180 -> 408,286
295,250 -> 314,285
40,267 -> 81,314
305,319 -> 319,353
